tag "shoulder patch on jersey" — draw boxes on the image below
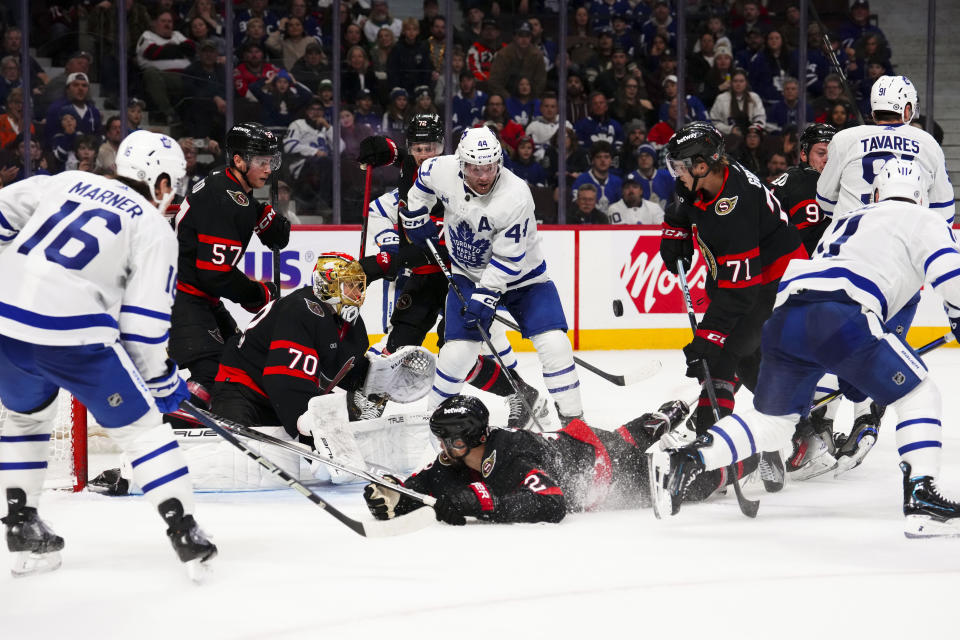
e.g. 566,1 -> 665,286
226,189 -> 250,206
396,293 -> 412,310
192,178 -> 205,193
481,449 -> 496,478
715,196 -> 739,215
447,220 -> 491,269
305,299 -> 325,317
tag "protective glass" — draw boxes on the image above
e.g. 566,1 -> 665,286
249,153 -> 282,171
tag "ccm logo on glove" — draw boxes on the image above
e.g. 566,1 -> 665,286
695,328 -> 727,347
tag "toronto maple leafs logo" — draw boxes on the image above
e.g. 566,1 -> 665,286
447,220 -> 491,269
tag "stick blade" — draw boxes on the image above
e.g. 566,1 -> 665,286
360,506 -> 437,538
621,359 -> 662,385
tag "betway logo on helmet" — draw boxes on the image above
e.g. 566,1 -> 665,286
674,131 -> 701,145
620,235 -> 708,314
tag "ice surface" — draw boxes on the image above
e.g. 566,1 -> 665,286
4,349 -> 960,639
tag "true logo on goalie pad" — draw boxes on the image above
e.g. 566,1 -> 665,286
482,450 -> 496,477
226,190 -> 250,206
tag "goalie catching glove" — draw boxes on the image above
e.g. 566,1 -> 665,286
361,346 -> 436,402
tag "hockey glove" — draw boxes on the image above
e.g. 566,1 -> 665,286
358,251 -> 398,283
660,223 -> 693,275
433,482 -> 496,525
146,360 -> 191,414
463,288 -> 499,332
255,205 -> 291,251
363,475 -> 422,520
358,135 -> 400,167
682,330 -> 727,379
400,206 -> 441,248
242,281 -> 279,314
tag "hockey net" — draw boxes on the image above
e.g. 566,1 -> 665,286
0,391 -> 101,492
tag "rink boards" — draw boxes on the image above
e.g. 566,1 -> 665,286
225,225 -> 953,351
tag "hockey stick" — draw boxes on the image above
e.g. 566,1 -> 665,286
320,356 -> 356,395
422,240 -> 659,386
423,238 -> 546,431
358,164 -> 374,259
181,401 -> 436,537
211,413 -> 437,506
808,332 -> 955,413
807,2 -> 865,125
676,260 -> 759,518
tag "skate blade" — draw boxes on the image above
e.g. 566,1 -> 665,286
904,514 -> 960,539
647,450 -> 672,520
834,436 -> 876,478
787,453 -> 837,481
11,550 -> 62,578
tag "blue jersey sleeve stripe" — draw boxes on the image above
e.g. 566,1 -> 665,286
490,258 -> 521,275
0,208 -> 15,232
414,180 -> 434,195
929,200 -> 954,208
931,268 -> 960,289
506,260 -> 547,287
923,248 -> 960,274
120,331 -> 170,344
816,191 -> 837,205
0,300 -> 118,330
120,305 -> 171,321
374,199 -> 389,217
505,252 -> 526,262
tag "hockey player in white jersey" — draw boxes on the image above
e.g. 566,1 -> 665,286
401,126 -> 584,424
0,130 -> 216,578
651,158 -> 960,537
816,75 -> 954,222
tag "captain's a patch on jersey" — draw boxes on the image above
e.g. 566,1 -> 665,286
715,195 -> 739,215
227,190 -> 250,206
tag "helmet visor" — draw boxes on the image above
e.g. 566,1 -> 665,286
665,153 -> 694,179
463,162 -> 499,180
249,152 -> 282,171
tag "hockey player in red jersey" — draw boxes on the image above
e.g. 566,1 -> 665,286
658,122 -> 806,434
170,122 -> 291,405
363,395 -> 757,525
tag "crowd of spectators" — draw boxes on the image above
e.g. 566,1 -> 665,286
0,0 -> 920,224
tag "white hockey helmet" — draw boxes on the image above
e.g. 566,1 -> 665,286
873,157 -> 926,205
458,126 -> 503,180
116,130 -> 187,213
870,75 -> 918,123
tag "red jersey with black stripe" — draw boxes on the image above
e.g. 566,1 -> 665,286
770,163 -> 831,256
216,286 -> 370,436
401,420 -> 652,523
668,160 -> 806,337
174,168 -> 285,307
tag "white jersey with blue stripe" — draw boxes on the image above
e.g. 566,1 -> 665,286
776,199 -> 960,323
0,172 -> 177,381
406,155 -> 548,293
816,122 -> 954,221
367,188 -> 400,253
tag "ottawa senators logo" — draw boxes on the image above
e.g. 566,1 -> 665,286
481,450 -> 496,477
226,190 -> 250,206
714,196 -> 739,215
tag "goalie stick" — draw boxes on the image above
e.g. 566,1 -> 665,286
675,259 -> 759,518
181,401 -> 436,537
808,332 -> 955,413
422,240 -> 661,387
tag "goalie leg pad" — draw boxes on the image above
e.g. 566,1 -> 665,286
531,330 -> 582,419
891,378 -> 942,478
427,340 -> 481,410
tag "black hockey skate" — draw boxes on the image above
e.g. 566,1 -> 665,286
786,409 -> 837,480
505,372 -> 549,431
347,390 -> 388,421
648,443 -> 706,519
758,451 -> 785,493
2,488 -> 64,577
833,403 -> 885,477
901,462 -> 960,538
555,402 -> 584,428
89,468 -> 131,496
159,498 -> 217,581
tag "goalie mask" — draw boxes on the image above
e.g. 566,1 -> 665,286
312,252 -> 367,314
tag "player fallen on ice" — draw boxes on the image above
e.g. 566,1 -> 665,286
650,159 -> 960,537
358,116 -> 548,430
0,131 -> 216,578
362,395 -> 760,525
400,126 -> 584,426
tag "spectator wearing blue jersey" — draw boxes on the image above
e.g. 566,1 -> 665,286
506,137 -> 549,187
571,140 -> 622,214
589,0 -> 632,31
627,143 -> 674,209
574,92 -> 625,152
836,0 -> 888,52
609,14 -> 637,57
451,70 -> 487,136
767,77 -> 813,134
747,29 -> 793,109
641,1 -> 676,51
43,72 -> 102,150
528,18 -> 557,74
735,28 -> 765,70
506,77 -> 540,128
657,75 -> 709,124
235,0 -> 280,43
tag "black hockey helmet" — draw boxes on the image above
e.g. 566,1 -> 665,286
226,122 -> 281,171
798,123 -> 836,155
664,121 -> 725,178
406,113 -> 444,145
429,395 -> 489,450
